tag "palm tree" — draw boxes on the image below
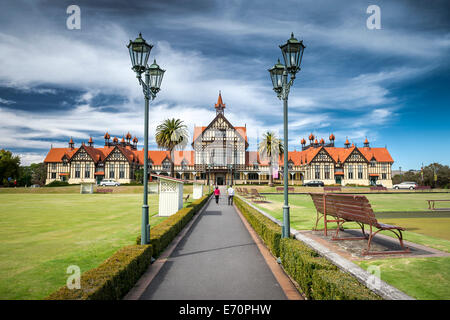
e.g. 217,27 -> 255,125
155,118 -> 189,177
258,131 -> 284,187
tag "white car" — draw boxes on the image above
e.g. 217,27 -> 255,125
99,179 -> 120,187
392,181 -> 417,190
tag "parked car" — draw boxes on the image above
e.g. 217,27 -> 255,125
304,180 -> 324,187
99,179 -> 120,187
392,181 -> 417,190
30,184 -> 41,188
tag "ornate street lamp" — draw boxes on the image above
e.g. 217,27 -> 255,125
268,33 -> 305,238
127,33 -> 165,245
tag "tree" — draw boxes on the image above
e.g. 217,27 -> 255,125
155,118 -> 189,177
0,149 -> 20,187
258,131 -> 284,187
134,168 -> 143,184
30,163 -> 46,186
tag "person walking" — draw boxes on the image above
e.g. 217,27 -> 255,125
214,186 -> 220,204
227,185 -> 235,205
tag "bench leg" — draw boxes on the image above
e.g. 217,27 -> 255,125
331,219 -> 367,241
362,227 -> 411,255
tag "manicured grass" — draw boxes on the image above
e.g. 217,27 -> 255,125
0,190 -> 196,300
356,257 -> 450,300
0,183 -> 202,195
251,193 -> 450,252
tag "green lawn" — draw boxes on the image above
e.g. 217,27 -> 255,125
0,189 -> 196,300
356,257 -> 450,300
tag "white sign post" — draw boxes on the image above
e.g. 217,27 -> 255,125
193,183 -> 203,199
152,174 -> 184,217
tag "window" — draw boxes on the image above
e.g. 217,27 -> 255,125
181,160 -> 187,170
315,165 -> 320,179
358,165 -> 363,179
75,163 -> 81,178
109,164 -> 115,179
52,163 -> 56,170
85,163 -> 90,178
253,164 -> 259,170
248,173 -> 258,180
382,173 -> 387,179
234,172 -> 240,180
51,172 -> 56,179
382,163 -> 388,171
162,160 -> 171,171
288,161 -> 294,170
119,164 -> 125,179
324,166 -> 330,179
184,173 -> 190,180
200,172 -> 207,180
348,165 -> 353,179
370,160 -> 376,167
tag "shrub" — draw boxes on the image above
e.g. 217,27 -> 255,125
280,238 -> 337,298
234,196 -> 281,256
45,180 -> 69,187
136,194 -> 211,256
311,269 -> 380,300
46,244 -> 153,300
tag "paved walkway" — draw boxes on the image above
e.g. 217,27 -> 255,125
139,187 -> 287,300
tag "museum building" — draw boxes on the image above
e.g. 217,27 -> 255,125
44,93 -> 393,187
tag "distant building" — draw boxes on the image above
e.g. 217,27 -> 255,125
44,93 -> 394,187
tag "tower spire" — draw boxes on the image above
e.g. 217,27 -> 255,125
215,91 -> 226,115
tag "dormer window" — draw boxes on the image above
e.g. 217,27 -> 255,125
288,161 -> 294,170
181,160 -> 188,170
162,160 -> 171,171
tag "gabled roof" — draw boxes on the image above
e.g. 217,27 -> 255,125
192,113 -> 248,147
44,148 -> 77,163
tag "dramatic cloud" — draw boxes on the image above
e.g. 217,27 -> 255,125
0,0 -> 449,169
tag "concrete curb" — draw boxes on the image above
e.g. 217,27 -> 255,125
236,195 -> 415,300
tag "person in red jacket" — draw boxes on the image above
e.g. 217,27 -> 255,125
214,186 -> 220,204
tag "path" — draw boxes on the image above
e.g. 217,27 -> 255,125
138,186 -> 287,300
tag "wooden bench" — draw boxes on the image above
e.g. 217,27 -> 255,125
310,193 -> 410,255
310,192 -> 340,236
96,188 -> 113,193
250,188 -> 266,201
324,186 -> 341,192
426,199 -> 450,210
370,186 -> 387,191
276,186 -> 294,192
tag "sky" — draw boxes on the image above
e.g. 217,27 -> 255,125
0,0 -> 449,170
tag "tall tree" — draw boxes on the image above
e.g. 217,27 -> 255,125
155,118 -> 189,177
258,131 -> 284,187
0,149 -> 20,186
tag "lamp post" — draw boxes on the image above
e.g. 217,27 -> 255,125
268,33 -> 305,238
127,33 -> 165,245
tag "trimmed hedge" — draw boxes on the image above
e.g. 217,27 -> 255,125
234,196 -> 282,257
136,194 -> 211,256
46,244 -> 153,300
279,238 -> 337,298
236,196 -> 381,300
311,270 -> 381,300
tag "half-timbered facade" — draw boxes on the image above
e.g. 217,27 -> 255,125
44,93 -> 393,187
